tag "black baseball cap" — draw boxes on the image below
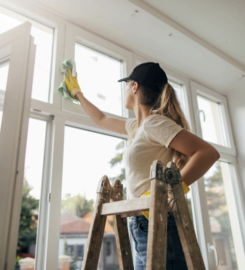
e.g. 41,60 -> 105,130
118,62 -> 168,91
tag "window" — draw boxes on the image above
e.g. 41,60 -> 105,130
0,6 -> 53,102
66,245 -> 84,260
197,95 -> 227,147
190,81 -> 236,158
203,161 -> 244,269
75,43 -> 123,116
16,118 -> 47,263
169,81 -> 185,113
58,126 -> 126,269
189,81 -> 244,268
105,241 -> 111,256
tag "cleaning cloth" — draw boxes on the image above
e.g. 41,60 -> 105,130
57,58 -> 80,104
140,181 -> 190,220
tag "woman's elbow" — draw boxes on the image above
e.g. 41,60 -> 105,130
210,146 -> 220,163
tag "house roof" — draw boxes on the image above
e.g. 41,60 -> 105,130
82,211 -> 114,233
60,211 -> 114,234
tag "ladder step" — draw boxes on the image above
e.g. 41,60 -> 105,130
120,211 -> 144,218
101,196 -> 151,216
101,196 -> 172,216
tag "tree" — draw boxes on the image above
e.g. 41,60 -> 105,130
61,194 -> 94,217
204,162 -> 238,269
17,178 -> 39,253
108,140 -> 126,199
204,163 -> 230,233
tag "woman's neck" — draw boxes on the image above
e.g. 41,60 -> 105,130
134,105 -> 151,128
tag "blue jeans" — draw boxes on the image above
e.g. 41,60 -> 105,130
128,212 -> 188,270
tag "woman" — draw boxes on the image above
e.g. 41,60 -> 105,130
65,62 -> 220,270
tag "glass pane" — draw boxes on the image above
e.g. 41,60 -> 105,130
16,118 -> 46,269
59,127 -> 126,270
169,81 -> 185,113
197,95 -> 227,146
0,6 -> 53,102
75,43 -> 123,117
0,61 -> 9,132
203,161 -> 244,270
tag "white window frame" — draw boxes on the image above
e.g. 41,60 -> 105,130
0,22 -> 36,270
0,3 -> 67,270
0,4 -> 55,104
193,153 -> 245,270
190,81 -> 236,156
190,81 -> 244,269
62,22 -> 135,119
28,112 -> 54,270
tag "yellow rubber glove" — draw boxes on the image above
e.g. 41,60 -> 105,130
140,181 -> 190,220
64,69 -> 83,100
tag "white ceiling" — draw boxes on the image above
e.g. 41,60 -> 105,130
20,0 -> 245,94
143,0 -> 245,67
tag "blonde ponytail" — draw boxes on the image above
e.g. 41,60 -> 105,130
128,82 -> 190,170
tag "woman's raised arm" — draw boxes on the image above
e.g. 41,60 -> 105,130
65,70 -> 128,135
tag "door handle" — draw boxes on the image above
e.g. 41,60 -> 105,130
207,243 -> 219,266
198,109 -> 206,122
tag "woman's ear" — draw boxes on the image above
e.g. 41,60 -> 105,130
132,81 -> 138,91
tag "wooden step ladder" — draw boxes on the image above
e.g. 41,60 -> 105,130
81,160 -> 206,270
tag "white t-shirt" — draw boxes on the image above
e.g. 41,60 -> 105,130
123,114 -> 183,199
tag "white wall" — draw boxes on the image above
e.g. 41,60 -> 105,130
227,83 -> 245,195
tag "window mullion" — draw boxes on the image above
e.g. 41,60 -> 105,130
34,115 -> 54,270
45,115 -> 66,270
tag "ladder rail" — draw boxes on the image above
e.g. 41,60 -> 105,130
111,179 -> 134,270
81,176 -> 112,270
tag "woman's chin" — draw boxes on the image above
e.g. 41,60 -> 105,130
125,104 -> 133,110
125,102 -> 133,110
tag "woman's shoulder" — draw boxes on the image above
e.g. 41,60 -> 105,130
143,114 -> 172,125
125,117 -> 137,135
143,114 -> 184,147
126,117 -> 137,126
143,113 -> 183,133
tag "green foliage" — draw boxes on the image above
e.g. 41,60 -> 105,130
115,141 -> 125,150
204,162 -> 230,233
205,162 -> 238,269
204,164 -> 223,188
109,153 -> 123,167
108,140 -> 127,199
61,194 -> 94,217
17,178 -> 39,253
15,255 -> 23,266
